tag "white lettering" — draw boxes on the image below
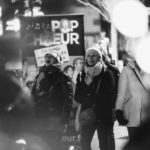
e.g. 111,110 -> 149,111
70,20 -> 79,31
53,32 -> 80,45
70,33 -> 79,44
53,33 -> 61,45
51,20 -> 60,32
61,33 -> 70,44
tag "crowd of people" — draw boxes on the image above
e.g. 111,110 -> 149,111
0,37 -> 150,150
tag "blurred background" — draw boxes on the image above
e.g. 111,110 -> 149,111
0,1 -> 150,150
0,0 -> 150,79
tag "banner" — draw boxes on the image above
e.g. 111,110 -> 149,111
20,14 -> 85,60
34,44 -> 70,67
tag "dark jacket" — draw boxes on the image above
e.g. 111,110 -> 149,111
32,65 -> 73,122
105,61 -> 120,108
74,68 -> 115,124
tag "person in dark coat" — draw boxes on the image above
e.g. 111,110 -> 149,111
32,52 -> 72,150
74,44 -> 115,150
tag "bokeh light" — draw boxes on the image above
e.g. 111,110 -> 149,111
112,0 -> 148,38
6,18 -> 20,32
135,35 -> 150,73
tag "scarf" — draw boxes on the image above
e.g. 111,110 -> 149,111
84,62 -> 103,85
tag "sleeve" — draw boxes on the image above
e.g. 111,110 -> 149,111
115,67 -> 128,111
98,70 -> 115,110
61,75 -> 73,124
31,72 -> 45,96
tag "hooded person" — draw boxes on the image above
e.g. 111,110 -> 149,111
32,52 -> 73,150
74,44 -> 116,150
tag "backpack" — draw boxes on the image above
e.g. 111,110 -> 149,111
106,61 -> 120,108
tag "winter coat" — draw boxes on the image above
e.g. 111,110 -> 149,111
115,61 -> 150,127
32,65 -> 73,131
74,67 -> 115,125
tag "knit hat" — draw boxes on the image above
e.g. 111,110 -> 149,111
86,44 -> 102,58
45,51 -> 62,62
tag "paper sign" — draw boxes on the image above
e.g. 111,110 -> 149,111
34,44 -> 69,67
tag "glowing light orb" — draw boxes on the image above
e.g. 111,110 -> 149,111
135,36 -> 150,73
69,146 -> 75,150
112,0 -> 148,38
16,139 -> 27,145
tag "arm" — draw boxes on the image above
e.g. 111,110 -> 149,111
115,67 -> 128,111
115,67 -> 128,125
104,70 -> 115,94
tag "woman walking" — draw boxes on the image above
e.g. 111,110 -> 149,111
74,44 -> 115,150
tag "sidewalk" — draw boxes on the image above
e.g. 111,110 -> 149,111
91,121 -> 128,150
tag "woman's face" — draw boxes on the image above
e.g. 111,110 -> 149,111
86,50 -> 100,67
45,55 -> 58,66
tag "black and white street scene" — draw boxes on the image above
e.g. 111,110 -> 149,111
0,0 -> 150,150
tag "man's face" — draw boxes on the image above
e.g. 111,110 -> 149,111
45,55 -> 58,66
75,59 -> 84,71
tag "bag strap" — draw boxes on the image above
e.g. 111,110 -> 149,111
95,68 -> 104,94
129,67 -> 147,91
96,78 -> 102,94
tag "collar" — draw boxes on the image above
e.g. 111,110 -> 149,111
128,60 -> 148,91
127,60 -> 136,69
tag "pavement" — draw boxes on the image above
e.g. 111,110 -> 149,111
0,121 -> 128,150
91,121 -> 128,150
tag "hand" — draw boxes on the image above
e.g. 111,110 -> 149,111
93,62 -> 103,77
116,109 -> 128,125
93,66 -> 102,77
